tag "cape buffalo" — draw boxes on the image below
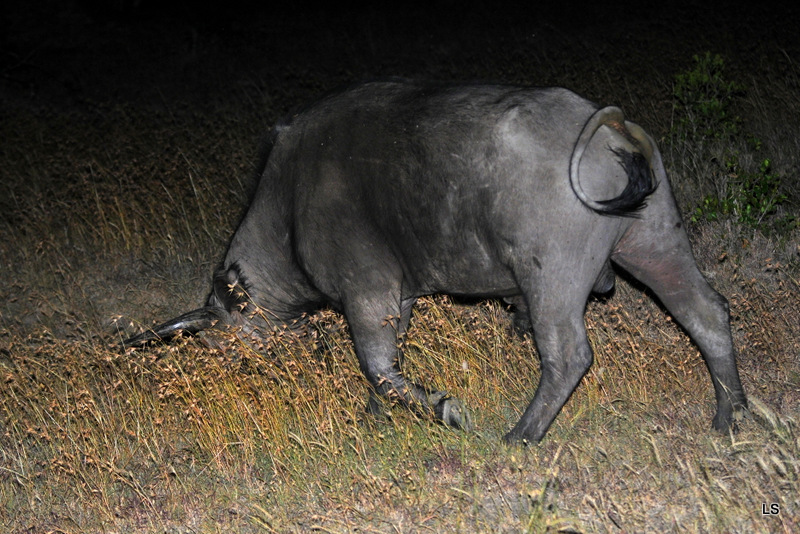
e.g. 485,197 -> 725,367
122,80 -> 748,444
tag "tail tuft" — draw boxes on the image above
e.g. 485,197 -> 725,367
594,148 -> 658,217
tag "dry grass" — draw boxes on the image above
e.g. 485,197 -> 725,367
1,280 -> 798,532
2,2 -> 799,532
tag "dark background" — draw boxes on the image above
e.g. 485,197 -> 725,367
3,0 -> 798,115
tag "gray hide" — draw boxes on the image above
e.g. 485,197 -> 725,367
123,80 -> 747,444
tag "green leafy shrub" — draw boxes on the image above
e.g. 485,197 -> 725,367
672,53 -> 791,232
672,52 -> 743,140
692,156 -> 788,228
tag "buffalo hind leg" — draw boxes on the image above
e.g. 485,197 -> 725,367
504,307 -> 594,444
613,230 -> 748,433
344,291 -> 471,430
505,263 -> 613,340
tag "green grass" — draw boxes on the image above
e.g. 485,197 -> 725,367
2,3 -> 799,532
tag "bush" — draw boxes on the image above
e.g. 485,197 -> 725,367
671,53 -> 792,232
692,155 -> 788,228
672,52 -> 743,141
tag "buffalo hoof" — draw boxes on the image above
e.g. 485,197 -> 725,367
502,427 -> 539,446
502,432 -> 527,446
429,391 -> 472,431
365,391 -> 393,421
712,403 -> 750,434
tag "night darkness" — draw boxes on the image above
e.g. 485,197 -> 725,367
3,1 -> 798,112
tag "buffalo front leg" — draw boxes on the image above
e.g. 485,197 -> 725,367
504,311 -> 594,444
343,292 -> 471,430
